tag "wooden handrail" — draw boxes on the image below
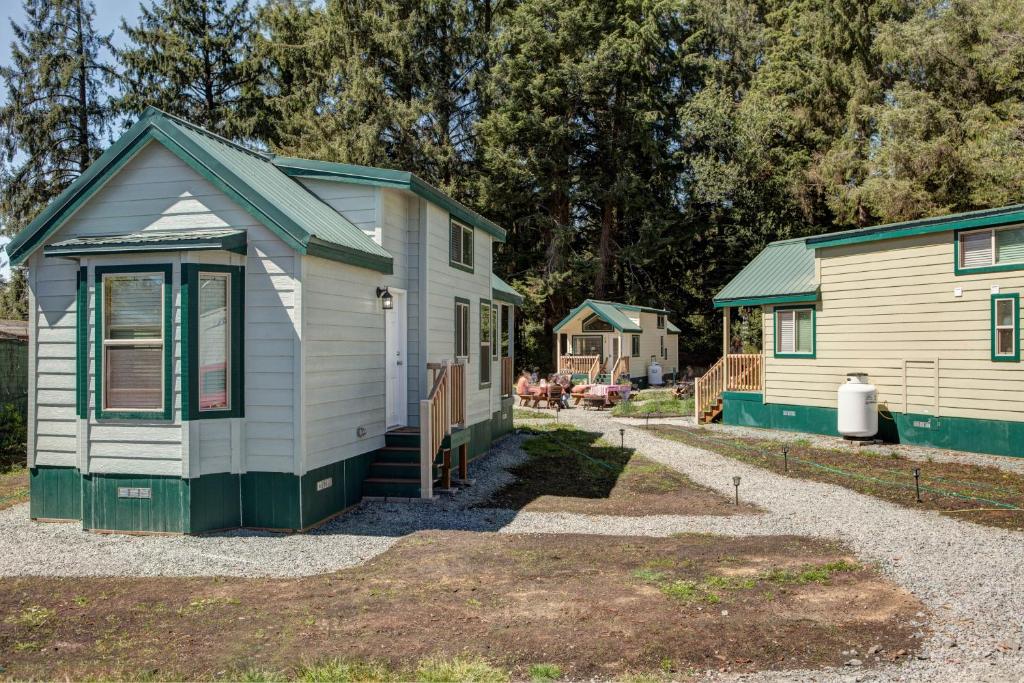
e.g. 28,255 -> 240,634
611,355 -> 629,383
418,360 -> 467,499
589,356 -> 601,383
558,355 -> 599,377
694,354 -> 763,421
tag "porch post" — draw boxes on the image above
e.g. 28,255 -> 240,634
722,307 -> 731,391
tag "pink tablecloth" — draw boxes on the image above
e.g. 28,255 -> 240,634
588,384 -> 631,401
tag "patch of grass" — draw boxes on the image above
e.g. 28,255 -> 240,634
178,596 -> 241,615
13,641 -> 40,652
6,605 -> 55,628
415,656 -> 510,683
612,397 -> 693,418
632,568 -> 667,583
514,408 -> 555,420
0,464 -> 29,511
761,561 -> 860,586
297,660 -> 395,682
648,425 -> 1024,531
73,596 -> 89,606
529,663 -> 563,682
703,575 -> 756,590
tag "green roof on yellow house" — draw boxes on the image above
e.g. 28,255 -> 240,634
553,299 -> 674,333
713,237 -> 818,308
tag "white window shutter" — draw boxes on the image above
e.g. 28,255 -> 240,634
777,310 -> 795,353
961,231 -> 993,268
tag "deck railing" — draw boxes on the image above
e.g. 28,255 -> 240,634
419,360 -> 467,499
611,355 -> 630,383
694,353 -> 763,420
501,356 -> 513,397
559,355 -> 599,378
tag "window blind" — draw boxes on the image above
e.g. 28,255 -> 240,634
777,310 -> 795,353
961,231 -> 993,268
450,221 -> 463,264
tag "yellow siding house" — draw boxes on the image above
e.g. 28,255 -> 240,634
703,204 -> 1024,458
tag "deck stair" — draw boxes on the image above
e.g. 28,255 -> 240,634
362,429 -> 441,498
700,398 -> 723,424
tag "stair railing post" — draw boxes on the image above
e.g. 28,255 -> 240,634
419,397 -> 432,499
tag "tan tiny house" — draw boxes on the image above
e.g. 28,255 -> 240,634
553,300 -> 679,385
700,205 -> 1024,457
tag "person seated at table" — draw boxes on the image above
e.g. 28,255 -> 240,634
552,373 -> 572,408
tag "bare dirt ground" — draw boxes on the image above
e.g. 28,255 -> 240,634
0,531 -> 924,681
481,425 -> 759,516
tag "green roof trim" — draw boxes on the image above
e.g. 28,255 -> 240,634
273,156 -> 507,243
6,107 -> 394,274
553,299 -> 644,333
491,274 -> 523,305
44,229 -> 247,258
806,203 -> 1024,249
714,238 -> 818,308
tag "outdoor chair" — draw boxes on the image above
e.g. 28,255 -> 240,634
542,385 -> 563,409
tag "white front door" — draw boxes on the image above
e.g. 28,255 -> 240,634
385,289 -> 408,429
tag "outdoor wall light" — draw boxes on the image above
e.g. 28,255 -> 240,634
376,286 -> 393,310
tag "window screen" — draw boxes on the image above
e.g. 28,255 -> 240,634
103,274 -> 164,410
776,308 -> 813,355
198,273 -> 230,410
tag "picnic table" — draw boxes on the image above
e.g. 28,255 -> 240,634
582,383 -> 631,409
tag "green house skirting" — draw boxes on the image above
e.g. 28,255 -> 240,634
721,392 -> 1024,458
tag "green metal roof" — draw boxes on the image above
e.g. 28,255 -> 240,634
554,300 -> 645,333
806,203 -> 1024,249
714,238 -> 818,308
491,274 -> 523,305
6,108 -> 393,273
273,156 -> 507,242
44,229 -> 247,258
666,320 -> 680,334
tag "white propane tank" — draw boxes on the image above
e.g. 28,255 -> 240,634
647,358 -> 664,386
837,372 -> 878,438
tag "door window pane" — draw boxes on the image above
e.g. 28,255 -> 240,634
199,274 -> 230,410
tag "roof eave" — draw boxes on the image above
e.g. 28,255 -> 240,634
713,291 -> 819,308
306,237 -> 394,274
807,208 -> 1024,249
275,158 -> 507,243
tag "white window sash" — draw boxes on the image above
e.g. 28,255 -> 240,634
102,272 -> 165,412
198,272 -> 231,412
995,299 -> 1016,356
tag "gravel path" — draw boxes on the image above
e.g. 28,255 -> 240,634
559,408 -> 1024,682
4,412 -> 1023,680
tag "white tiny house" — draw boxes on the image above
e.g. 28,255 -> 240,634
7,107 -> 521,533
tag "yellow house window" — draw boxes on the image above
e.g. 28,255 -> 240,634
959,225 -> 1024,271
775,307 -> 815,358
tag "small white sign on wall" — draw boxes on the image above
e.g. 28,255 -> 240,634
316,477 -> 333,492
953,287 -> 963,298
992,284 -> 1001,294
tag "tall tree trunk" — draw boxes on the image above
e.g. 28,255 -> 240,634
595,201 -> 615,297
75,0 -> 89,172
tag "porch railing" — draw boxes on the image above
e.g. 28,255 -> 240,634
694,353 -> 763,420
559,355 -> 599,378
419,360 -> 467,499
501,356 -> 513,397
611,355 -> 629,383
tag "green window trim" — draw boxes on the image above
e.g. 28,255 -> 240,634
954,226 -> 1024,275
991,293 -> 1020,362
491,303 -> 499,361
449,217 -> 474,273
631,334 -> 640,357
182,264 -> 245,419
94,263 -> 174,421
479,297 -> 492,388
76,266 -> 88,418
773,305 -> 816,359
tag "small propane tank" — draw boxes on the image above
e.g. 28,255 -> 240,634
837,372 -> 878,438
647,358 -> 664,386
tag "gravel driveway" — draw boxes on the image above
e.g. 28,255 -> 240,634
560,408 -> 1024,682
3,412 -> 1023,681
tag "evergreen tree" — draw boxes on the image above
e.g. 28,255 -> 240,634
115,0 -> 258,138
0,0 -> 114,236
0,268 -> 28,321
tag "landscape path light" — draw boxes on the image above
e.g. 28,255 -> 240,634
733,475 -> 741,506
914,467 -> 922,503
619,428 -> 626,457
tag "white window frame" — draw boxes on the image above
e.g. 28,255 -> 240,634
198,271 -> 232,412
101,271 -> 166,412
775,307 -> 814,356
656,314 -> 666,329
994,297 -> 1017,358
450,218 -> 474,270
959,225 -> 1024,270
